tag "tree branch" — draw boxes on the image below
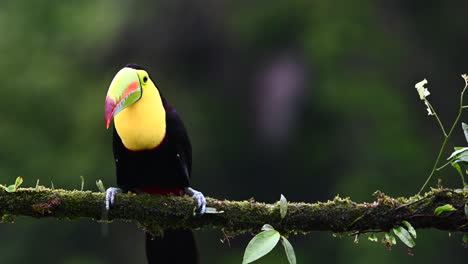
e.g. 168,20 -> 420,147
0,187 -> 466,236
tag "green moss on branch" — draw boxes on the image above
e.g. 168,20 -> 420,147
0,187 -> 466,235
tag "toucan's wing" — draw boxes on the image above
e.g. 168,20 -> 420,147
164,101 -> 192,186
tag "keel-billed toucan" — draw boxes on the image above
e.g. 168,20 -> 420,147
104,64 -> 206,264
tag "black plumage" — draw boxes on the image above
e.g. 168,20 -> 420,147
112,96 -> 192,192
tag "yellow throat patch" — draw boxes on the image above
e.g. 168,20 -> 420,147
114,72 -> 166,151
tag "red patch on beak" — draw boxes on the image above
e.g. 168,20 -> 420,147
105,97 -> 116,129
104,81 -> 140,129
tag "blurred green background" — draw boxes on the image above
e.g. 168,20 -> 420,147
1,0 -> 467,263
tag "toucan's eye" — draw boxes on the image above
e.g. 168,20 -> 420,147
143,76 -> 148,83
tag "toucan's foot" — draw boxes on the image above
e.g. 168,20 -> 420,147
105,187 -> 122,210
185,187 -> 206,215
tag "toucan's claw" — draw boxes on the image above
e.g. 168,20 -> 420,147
105,187 -> 122,210
185,187 -> 206,215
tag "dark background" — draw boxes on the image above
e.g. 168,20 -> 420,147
0,0 -> 467,263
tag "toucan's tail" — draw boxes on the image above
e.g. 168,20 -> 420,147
145,229 -> 199,264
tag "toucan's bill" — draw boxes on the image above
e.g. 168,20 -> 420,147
105,67 -> 142,128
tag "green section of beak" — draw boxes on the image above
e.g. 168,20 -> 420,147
105,67 -> 142,128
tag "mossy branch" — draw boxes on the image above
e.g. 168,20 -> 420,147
0,187 -> 466,236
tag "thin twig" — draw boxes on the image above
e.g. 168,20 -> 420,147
425,100 -> 447,137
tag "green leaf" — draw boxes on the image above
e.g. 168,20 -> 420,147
242,230 -> 280,264
4,177 -> 24,192
434,204 -> 456,216
261,224 -> 274,231
384,232 -> 396,245
463,123 -> 468,144
280,236 -> 296,264
452,162 -> 464,176
392,227 -> 416,248
402,221 -> 417,239
80,176 -> 85,191
14,177 -> 23,188
447,147 -> 468,165
96,180 -> 106,193
51,181 -> 54,190
279,194 -> 288,219
447,147 -> 468,160
454,154 -> 468,164
368,234 -> 378,242
463,234 -> 468,244
5,185 -> 16,193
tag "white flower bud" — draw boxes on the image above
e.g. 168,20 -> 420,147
415,79 -> 430,100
